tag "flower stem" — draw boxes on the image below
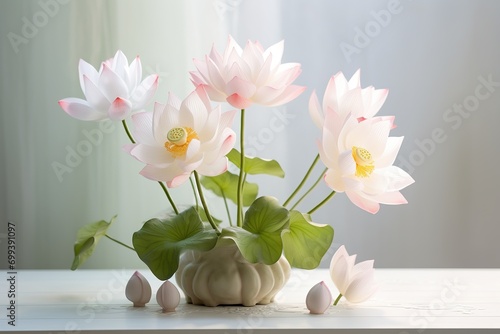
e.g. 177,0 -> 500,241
221,189 -> 233,227
307,190 -> 335,215
283,154 -> 320,207
121,119 -> 135,144
236,109 -> 246,227
121,119 -> 179,215
307,190 -> 336,215
189,176 -> 199,208
105,234 -> 135,251
290,167 -> 328,210
194,171 -> 221,235
333,293 -> 343,306
158,181 -> 179,215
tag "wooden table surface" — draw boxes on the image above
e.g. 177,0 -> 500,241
1,268 -> 500,333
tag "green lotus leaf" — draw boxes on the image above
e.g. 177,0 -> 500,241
132,207 -> 218,280
281,210 -> 334,269
228,149 -> 285,178
201,171 -> 258,206
71,216 -> 117,270
220,196 -> 289,264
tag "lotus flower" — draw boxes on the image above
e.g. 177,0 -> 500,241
309,69 -> 389,129
319,112 -> 414,214
59,50 -> 159,121
126,85 -> 236,188
330,245 -> 378,304
125,271 -> 152,307
190,35 -> 305,109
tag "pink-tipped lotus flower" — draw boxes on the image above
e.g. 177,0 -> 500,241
190,35 -> 305,109
309,69 -> 389,129
126,85 -> 236,188
310,70 -> 412,213
59,50 -> 159,121
319,111 -> 414,214
330,245 -> 378,304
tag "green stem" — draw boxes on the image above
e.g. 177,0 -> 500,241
189,176 -> 199,208
236,109 -> 246,227
283,154 -> 320,207
121,119 -> 179,215
221,190 -> 233,227
333,293 -> 343,306
121,120 -> 135,144
105,234 -> 135,251
158,181 -> 179,215
307,190 -> 336,215
194,171 -> 221,234
290,167 -> 328,210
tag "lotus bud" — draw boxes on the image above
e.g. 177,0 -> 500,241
330,245 -> 378,304
306,281 -> 332,314
125,271 -> 152,307
156,280 -> 180,312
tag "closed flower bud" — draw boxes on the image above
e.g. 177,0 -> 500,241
156,280 -> 180,312
125,271 -> 152,307
306,281 -> 332,314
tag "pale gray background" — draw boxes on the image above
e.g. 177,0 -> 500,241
1,0 -> 499,269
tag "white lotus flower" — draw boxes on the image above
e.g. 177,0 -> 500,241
59,50 -> 158,121
330,245 -> 378,304
125,271 -> 152,307
320,112 -> 414,214
191,35 -> 305,109
309,69 -> 389,129
126,85 -> 236,187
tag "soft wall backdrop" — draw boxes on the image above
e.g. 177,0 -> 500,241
1,0 -> 499,269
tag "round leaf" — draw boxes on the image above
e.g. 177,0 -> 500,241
220,196 -> 290,264
228,149 -> 285,178
132,207 -> 218,280
243,196 -> 289,234
281,210 -> 334,269
201,171 -> 258,206
71,216 -> 117,270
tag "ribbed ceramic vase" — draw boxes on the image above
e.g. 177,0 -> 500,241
175,241 -> 291,307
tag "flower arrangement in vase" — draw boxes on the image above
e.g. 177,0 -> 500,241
59,36 -> 414,307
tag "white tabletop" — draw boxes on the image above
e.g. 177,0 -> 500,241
2,268 -> 500,333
